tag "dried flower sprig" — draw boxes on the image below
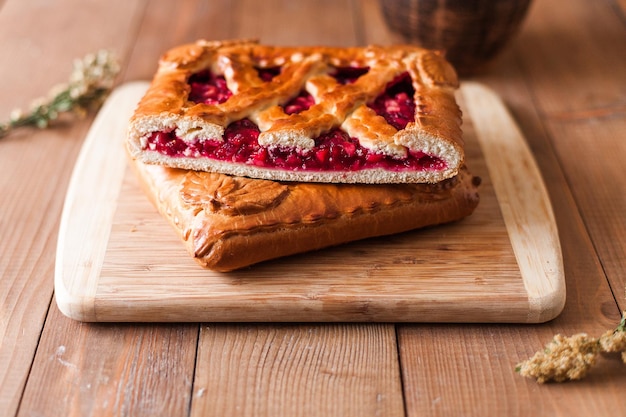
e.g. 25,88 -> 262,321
0,49 -> 120,138
516,311 -> 626,383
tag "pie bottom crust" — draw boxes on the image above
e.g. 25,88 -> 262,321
128,152 -> 480,271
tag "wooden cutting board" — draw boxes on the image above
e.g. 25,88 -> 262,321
54,81 -> 565,323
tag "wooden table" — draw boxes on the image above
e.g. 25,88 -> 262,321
1,0 -> 624,415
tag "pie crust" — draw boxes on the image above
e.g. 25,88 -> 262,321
126,39 -> 464,184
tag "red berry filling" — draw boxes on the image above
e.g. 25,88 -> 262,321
188,71 -> 232,104
167,68 -> 440,174
283,91 -> 315,114
256,66 -> 281,82
331,66 -> 370,84
368,72 -> 416,130
147,119 -> 445,172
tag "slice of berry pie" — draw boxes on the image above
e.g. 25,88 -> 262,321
126,39 -> 464,184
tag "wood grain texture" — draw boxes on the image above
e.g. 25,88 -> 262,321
517,0 -> 626,312
0,0 -> 146,414
123,0 -> 236,82
54,83 -> 150,321
190,324 -> 403,417
398,323 -> 626,417
461,82 -> 564,322
361,1 -> 625,416
2,0 -> 625,416
18,301 -> 198,417
517,0 -> 625,115
234,0 -> 357,46
546,118 -> 626,309
14,3 -> 224,417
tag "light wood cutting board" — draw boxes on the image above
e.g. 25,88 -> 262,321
54,81 -> 565,323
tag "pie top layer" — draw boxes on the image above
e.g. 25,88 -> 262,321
126,39 -> 464,184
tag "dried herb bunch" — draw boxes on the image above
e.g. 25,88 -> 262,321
516,311 -> 626,383
0,49 -> 120,138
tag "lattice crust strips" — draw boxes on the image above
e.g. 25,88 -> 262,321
126,39 -> 464,184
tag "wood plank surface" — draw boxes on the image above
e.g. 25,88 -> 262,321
1,0 -> 625,416
518,0 -> 626,312
546,118 -> 626,310
0,0 -> 146,415
234,0 -> 357,46
18,304 -> 198,417
190,324 -> 404,417
11,2 -> 208,416
516,0 -> 625,115
21,2 -> 398,416
123,0 -> 236,82
361,0 -> 626,415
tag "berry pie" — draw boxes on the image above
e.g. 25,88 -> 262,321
126,39 -> 464,184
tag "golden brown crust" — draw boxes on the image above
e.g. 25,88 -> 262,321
127,39 -> 464,184
128,151 -> 480,272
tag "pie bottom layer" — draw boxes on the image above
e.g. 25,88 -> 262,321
128,152 -> 480,271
